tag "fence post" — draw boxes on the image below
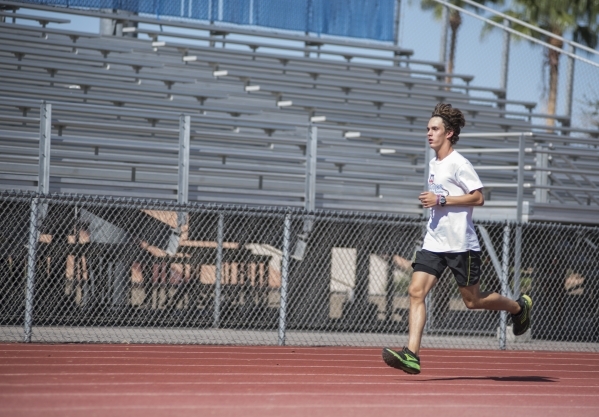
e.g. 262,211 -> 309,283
513,222 -> 523,300
24,101 -> 52,342
516,133 -> 525,222
278,213 -> 292,346
24,199 -> 40,343
213,212 -> 224,328
514,130 -> 531,307
512,134 -> 528,299
514,132 -> 525,300
498,223 -> 511,350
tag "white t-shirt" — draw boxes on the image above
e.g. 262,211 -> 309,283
422,150 -> 483,253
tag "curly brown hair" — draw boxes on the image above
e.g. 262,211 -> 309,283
431,103 -> 466,145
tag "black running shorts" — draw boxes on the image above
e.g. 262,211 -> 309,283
412,249 -> 481,287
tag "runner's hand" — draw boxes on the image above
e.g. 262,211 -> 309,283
419,192 -> 438,208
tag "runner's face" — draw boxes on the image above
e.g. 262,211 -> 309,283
427,117 -> 453,152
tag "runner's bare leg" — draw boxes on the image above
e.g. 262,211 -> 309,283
459,282 -> 521,314
407,271 -> 438,356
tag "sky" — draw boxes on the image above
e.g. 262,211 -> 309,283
7,0 -> 599,132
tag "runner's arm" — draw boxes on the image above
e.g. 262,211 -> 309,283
418,189 -> 484,208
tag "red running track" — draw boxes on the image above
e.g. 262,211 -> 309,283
0,343 -> 598,417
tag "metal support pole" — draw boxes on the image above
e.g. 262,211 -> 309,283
213,213 -> 224,328
393,0 -> 402,47
167,114 -> 191,255
385,256 -> 394,322
478,226 -> 510,299
498,223 -> 511,350
38,101 -> 51,194
513,223 -> 522,299
535,147 -> 549,204
278,213 -> 291,346
99,9 -> 126,36
563,43 -> 576,129
501,224 -> 511,292
99,11 -> 116,36
24,101 -> 52,342
177,114 -> 190,232
516,134 -> 525,222
304,125 -> 317,212
178,114 -> 190,205
292,124 -> 317,261
24,199 -> 40,343
515,133 -> 530,298
499,309 -> 507,350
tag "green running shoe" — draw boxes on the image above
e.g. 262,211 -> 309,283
382,347 -> 421,375
512,294 -> 533,336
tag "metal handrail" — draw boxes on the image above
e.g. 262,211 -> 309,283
431,0 -> 599,69
451,0 -> 599,58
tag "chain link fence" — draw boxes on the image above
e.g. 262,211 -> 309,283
1,190 -> 597,351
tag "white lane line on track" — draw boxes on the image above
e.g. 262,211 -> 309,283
0,381 -> 597,388
2,403 -> 599,412
1,366 -> 597,374
3,354 -> 598,364
0,391 -> 598,398
2,372 -> 597,387
2,361 -> 596,368
0,358 -> 599,368
1,347 -> 597,359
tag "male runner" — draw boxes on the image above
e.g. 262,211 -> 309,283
382,103 -> 532,375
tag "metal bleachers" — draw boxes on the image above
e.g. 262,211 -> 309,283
0,5 -> 598,224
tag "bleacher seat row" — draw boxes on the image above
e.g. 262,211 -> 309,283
0,7 -> 597,224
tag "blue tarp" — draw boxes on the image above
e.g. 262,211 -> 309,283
16,0 -> 396,41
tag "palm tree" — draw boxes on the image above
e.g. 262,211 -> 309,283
421,0 -> 503,84
490,0 -> 599,126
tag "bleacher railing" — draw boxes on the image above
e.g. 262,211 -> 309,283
1,190 -> 598,351
3,99 -> 598,222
